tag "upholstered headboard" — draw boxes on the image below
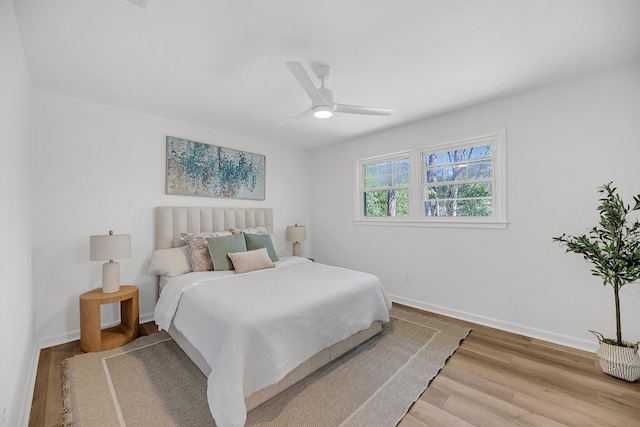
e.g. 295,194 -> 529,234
155,207 -> 274,250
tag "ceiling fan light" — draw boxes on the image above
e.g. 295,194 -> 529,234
313,105 -> 333,119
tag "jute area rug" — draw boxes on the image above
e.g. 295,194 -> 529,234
63,307 -> 470,426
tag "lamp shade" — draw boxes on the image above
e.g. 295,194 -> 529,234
286,225 -> 306,243
90,231 -> 131,261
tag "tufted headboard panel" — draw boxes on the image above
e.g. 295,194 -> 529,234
155,207 -> 274,250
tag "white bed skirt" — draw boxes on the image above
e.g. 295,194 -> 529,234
167,320 -> 383,411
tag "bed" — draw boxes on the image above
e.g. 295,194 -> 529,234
151,207 -> 391,427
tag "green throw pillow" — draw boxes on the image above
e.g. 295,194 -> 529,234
207,233 -> 247,270
244,233 -> 279,262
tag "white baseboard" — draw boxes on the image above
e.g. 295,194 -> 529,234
37,311 -> 156,349
389,294 -> 598,352
139,311 -> 154,324
38,329 -> 81,349
19,342 -> 40,427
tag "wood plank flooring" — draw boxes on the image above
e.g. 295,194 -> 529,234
29,305 -> 640,426
28,322 -> 158,427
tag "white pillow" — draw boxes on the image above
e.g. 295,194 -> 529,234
147,246 -> 192,276
228,248 -> 275,274
229,225 -> 271,235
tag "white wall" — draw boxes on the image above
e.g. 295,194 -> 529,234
31,91 -> 312,347
310,61 -> 640,351
0,0 -> 37,426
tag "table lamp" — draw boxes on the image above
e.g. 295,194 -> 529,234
286,224 -> 306,257
90,230 -> 131,293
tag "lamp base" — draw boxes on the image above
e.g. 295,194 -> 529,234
292,242 -> 301,257
102,261 -> 121,293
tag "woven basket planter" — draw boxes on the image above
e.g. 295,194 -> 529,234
590,331 -> 640,382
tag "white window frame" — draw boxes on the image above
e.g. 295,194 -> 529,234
354,128 -> 507,229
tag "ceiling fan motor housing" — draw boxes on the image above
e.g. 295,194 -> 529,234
313,64 -> 332,80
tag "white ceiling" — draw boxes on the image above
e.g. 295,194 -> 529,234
13,0 -> 640,149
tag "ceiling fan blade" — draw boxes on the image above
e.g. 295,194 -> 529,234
334,103 -> 395,116
278,108 -> 313,125
285,61 -> 328,106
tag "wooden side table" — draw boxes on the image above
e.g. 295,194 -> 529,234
80,285 -> 139,352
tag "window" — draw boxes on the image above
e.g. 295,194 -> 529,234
361,152 -> 410,218
355,129 -> 507,228
423,142 -> 493,217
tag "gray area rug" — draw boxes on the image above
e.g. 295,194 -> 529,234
62,307 -> 470,426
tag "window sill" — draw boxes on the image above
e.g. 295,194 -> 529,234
353,218 -> 509,229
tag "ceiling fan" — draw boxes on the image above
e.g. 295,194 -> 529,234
280,61 -> 395,124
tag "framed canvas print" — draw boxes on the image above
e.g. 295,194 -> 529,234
166,136 -> 266,200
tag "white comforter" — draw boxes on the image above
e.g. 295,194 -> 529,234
154,257 -> 391,427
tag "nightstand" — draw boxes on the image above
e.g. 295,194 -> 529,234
79,285 -> 139,352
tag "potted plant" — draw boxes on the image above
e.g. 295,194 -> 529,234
553,182 -> 640,382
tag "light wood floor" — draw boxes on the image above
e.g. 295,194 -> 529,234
29,305 -> 640,427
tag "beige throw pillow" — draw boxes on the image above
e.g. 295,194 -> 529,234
228,248 -> 275,274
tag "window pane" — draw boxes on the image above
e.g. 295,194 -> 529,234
436,185 -> 458,199
456,198 -> 492,216
379,161 -> 392,175
379,175 -> 393,187
445,167 -> 455,181
467,161 -> 492,179
364,189 -> 409,217
446,149 -> 467,164
429,200 -> 465,217
468,144 -> 492,160
395,188 -> 409,216
458,182 -> 492,198
396,172 -> 409,185
440,200 -> 456,216
365,178 -> 378,189
395,158 -> 410,173
365,164 -> 377,178
424,200 -> 437,216
454,164 -> 469,181
425,186 -> 437,200
425,167 -> 443,183
424,200 -> 457,217
424,153 -> 444,166
364,191 -> 388,217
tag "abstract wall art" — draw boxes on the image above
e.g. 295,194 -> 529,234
166,136 -> 266,200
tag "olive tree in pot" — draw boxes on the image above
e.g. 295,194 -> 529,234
553,183 -> 640,382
